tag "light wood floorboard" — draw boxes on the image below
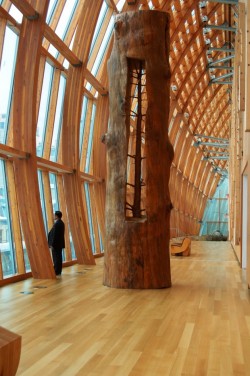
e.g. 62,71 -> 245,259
1,241 -> 250,376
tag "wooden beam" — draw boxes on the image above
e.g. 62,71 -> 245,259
151,0 -> 160,7
0,6 -> 19,27
39,143 -> 101,182
84,69 -> 108,96
80,171 -> 103,183
12,0 -> 56,280
239,3 -> 246,113
0,144 -> 29,159
40,47 -> 97,99
83,87 -> 96,101
104,0 -> 118,11
10,0 -> 39,20
44,24 -> 82,67
36,157 -> 73,174
40,46 -> 66,71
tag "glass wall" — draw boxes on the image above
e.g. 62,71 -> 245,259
0,0 -> 107,282
79,96 -> 88,156
37,170 -> 48,234
0,161 -> 16,278
36,63 -> 54,157
0,27 -> 19,144
50,75 -> 66,162
88,2 -> 109,60
84,182 -> 96,253
46,0 -> 58,24
199,177 -> 229,237
48,0 -> 78,57
49,173 -> 66,260
85,104 -> 96,173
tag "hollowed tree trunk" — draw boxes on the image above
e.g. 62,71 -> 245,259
104,10 -> 173,289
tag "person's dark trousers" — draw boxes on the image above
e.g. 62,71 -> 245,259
52,247 -> 63,275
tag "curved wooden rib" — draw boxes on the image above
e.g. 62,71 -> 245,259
61,0 -> 103,265
12,0 -> 56,279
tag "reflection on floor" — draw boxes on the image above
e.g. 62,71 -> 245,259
1,241 -> 250,376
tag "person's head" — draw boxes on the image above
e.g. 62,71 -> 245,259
54,210 -> 62,220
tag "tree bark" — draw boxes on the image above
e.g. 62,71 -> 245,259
104,10 -> 173,288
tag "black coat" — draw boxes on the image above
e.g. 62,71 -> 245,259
48,219 -> 65,249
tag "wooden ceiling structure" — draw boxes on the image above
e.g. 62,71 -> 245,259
0,0 -> 239,282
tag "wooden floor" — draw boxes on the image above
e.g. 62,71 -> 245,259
2,241 -> 250,376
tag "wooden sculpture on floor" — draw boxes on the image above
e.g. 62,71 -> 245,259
0,326 -> 21,376
104,10 -> 173,289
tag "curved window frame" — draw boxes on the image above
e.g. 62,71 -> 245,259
0,27 -> 19,144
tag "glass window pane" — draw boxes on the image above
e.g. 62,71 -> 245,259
90,18 -> 114,77
116,0 -> 126,12
49,173 -> 59,212
47,45 -> 59,58
49,173 -> 66,260
79,96 -> 88,156
50,75 -> 66,162
88,2 -> 109,59
46,0 -> 58,24
54,0 -> 78,39
36,63 -> 54,157
69,227 -> 76,259
0,27 -> 19,144
86,17 -> 113,92
18,226 -> 30,273
23,239 -> 31,273
48,0 -> 78,57
63,59 -> 70,69
9,5 -> 23,23
85,104 -> 96,173
37,170 -> 48,233
200,177 -> 229,236
0,161 -> 16,278
84,183 -> 96,254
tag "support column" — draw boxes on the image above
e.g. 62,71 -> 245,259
104,10 -> 173,289
12,1 -> 55,279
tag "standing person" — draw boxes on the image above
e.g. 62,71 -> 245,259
48,210 -> 65,276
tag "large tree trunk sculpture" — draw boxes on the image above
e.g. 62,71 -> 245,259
104,10 -> 173,289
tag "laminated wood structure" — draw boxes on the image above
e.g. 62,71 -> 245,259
0,326 -> 21,376
0,0 -> 248,287
104,10 -> 173,289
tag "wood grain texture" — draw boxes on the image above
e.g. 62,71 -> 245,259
92,94 -> 109,242
104,10 -> 173,289
12,0 -> 55,279
6,161 -> 25,275
1,241 -> 250,375
60,0 -> 103,266
0,326 -> 21,376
